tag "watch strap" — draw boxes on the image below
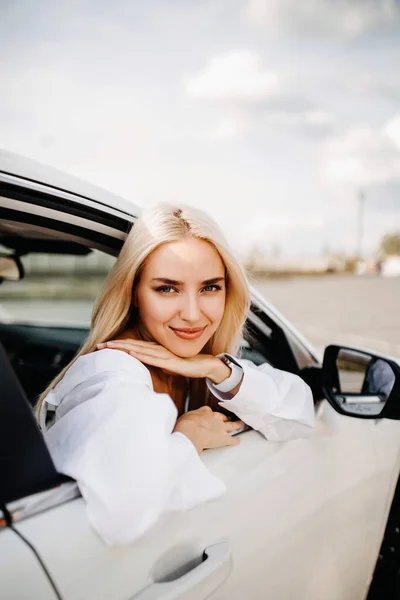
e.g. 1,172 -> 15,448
210,353 -> 244,393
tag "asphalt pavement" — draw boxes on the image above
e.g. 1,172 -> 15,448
253,274 -> 400,358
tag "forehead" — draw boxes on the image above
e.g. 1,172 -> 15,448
143,238 -> 225,279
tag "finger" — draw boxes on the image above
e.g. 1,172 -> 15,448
211,411 -> 227,421
210,411 -> 231,421
104,341 -> 165,357
97,341 -> 134,350
225,435 -> 241,446
96,343 -> 131,355
97,341 -> 166,365
225,420 -> 245,433
97,339 -> 157,350
103,347 -> 131,355
118,339 -> 160,348
198,405 -> 213,413
102,340 -> 144,350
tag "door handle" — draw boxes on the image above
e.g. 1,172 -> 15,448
132,541 -> 232,600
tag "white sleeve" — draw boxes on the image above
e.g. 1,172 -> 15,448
44,371 -> 225,546
207,359 -> 316,442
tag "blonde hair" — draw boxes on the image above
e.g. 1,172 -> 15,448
36,203 -> 251,414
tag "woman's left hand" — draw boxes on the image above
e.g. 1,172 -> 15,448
96,339 -> 230,382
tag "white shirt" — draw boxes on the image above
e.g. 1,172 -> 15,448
43,349 -> 315,545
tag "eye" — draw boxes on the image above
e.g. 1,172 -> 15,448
202,284 -> 222,293
155,286 -> 177,294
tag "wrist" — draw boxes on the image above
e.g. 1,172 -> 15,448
206,357 -> 231,384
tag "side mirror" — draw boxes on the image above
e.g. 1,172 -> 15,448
322,345 -> 400,419
0,255 -> 24,282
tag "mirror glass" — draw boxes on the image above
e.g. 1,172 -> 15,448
334,349 -> 396,416
0,256 -> 22,282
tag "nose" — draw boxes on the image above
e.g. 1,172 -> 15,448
179,292 -> 202,323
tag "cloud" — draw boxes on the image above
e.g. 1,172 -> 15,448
244,212 -> 326,256
242,0 -> 400,38
259,109 -> 335,135
0,60 -> 172,174
185,51 -> 282,101
195,106 -> 335,143
346,72 -> 400,102
248,213 -> 325,239
186,51 -> 335,140
207,117 -> 245,139
322,121 -> 400,185
384,114 -> 400,149
1,0 -> 399,258
362,182 -> 400,212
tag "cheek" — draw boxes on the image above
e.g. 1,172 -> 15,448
202,295 -> 226,325
138,293 -> 176,325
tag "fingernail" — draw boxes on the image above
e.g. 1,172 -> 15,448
106,342 -> 115,346
97,343 -> 105,348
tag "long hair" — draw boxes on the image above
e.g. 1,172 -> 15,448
36,203 -> 251,415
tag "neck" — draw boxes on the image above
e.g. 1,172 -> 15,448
120,326 -> 185,386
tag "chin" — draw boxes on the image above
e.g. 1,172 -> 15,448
169,343 -> 201,359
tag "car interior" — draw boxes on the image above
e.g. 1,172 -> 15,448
0,340 -> 68,507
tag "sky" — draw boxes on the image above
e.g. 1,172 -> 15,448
1,0 -> 400,259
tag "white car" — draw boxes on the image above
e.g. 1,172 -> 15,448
0,150 -> 399,600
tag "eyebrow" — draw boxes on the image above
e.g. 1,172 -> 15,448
151,277 -> 225,286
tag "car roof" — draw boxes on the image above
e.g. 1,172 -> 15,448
0,149 -> 142,219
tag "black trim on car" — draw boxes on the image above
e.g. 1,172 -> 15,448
0,208 -> 124,252
0,168 -> 137,219
249,301 -> 299,374
0,181 -> 132,232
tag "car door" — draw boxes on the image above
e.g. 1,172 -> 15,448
0,526 -> 61,600
7,326 -> 400,600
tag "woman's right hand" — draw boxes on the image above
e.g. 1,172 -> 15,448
173,406 -> 243,454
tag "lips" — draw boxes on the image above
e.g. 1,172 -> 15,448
170,326 -> 206,340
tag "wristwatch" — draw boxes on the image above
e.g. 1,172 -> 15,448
211,353 -> 244,393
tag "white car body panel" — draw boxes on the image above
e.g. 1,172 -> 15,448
0,528 -> 58,600
5,404 -> 400,600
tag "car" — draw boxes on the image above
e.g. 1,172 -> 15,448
0,149 -> 399,600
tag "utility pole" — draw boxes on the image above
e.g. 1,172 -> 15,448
357,190 -> 365,260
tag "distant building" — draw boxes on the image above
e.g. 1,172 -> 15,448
247,256 -> 344,275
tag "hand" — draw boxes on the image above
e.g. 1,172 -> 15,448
96,338 -> 230,381
173,406 -> 243,453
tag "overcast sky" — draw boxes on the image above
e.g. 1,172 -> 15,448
1,0 -> 400,258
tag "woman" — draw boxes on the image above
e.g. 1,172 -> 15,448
37,204 -> 315,546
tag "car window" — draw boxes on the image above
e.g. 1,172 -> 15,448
0,246 -> 115,326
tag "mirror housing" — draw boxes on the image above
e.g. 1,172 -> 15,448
322,345 -> 400,419
0,255 -> 24,283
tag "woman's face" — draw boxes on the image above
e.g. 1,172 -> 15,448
135,238 -> 226,357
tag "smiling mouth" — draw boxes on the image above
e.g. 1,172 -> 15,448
170,327 -> 206,340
